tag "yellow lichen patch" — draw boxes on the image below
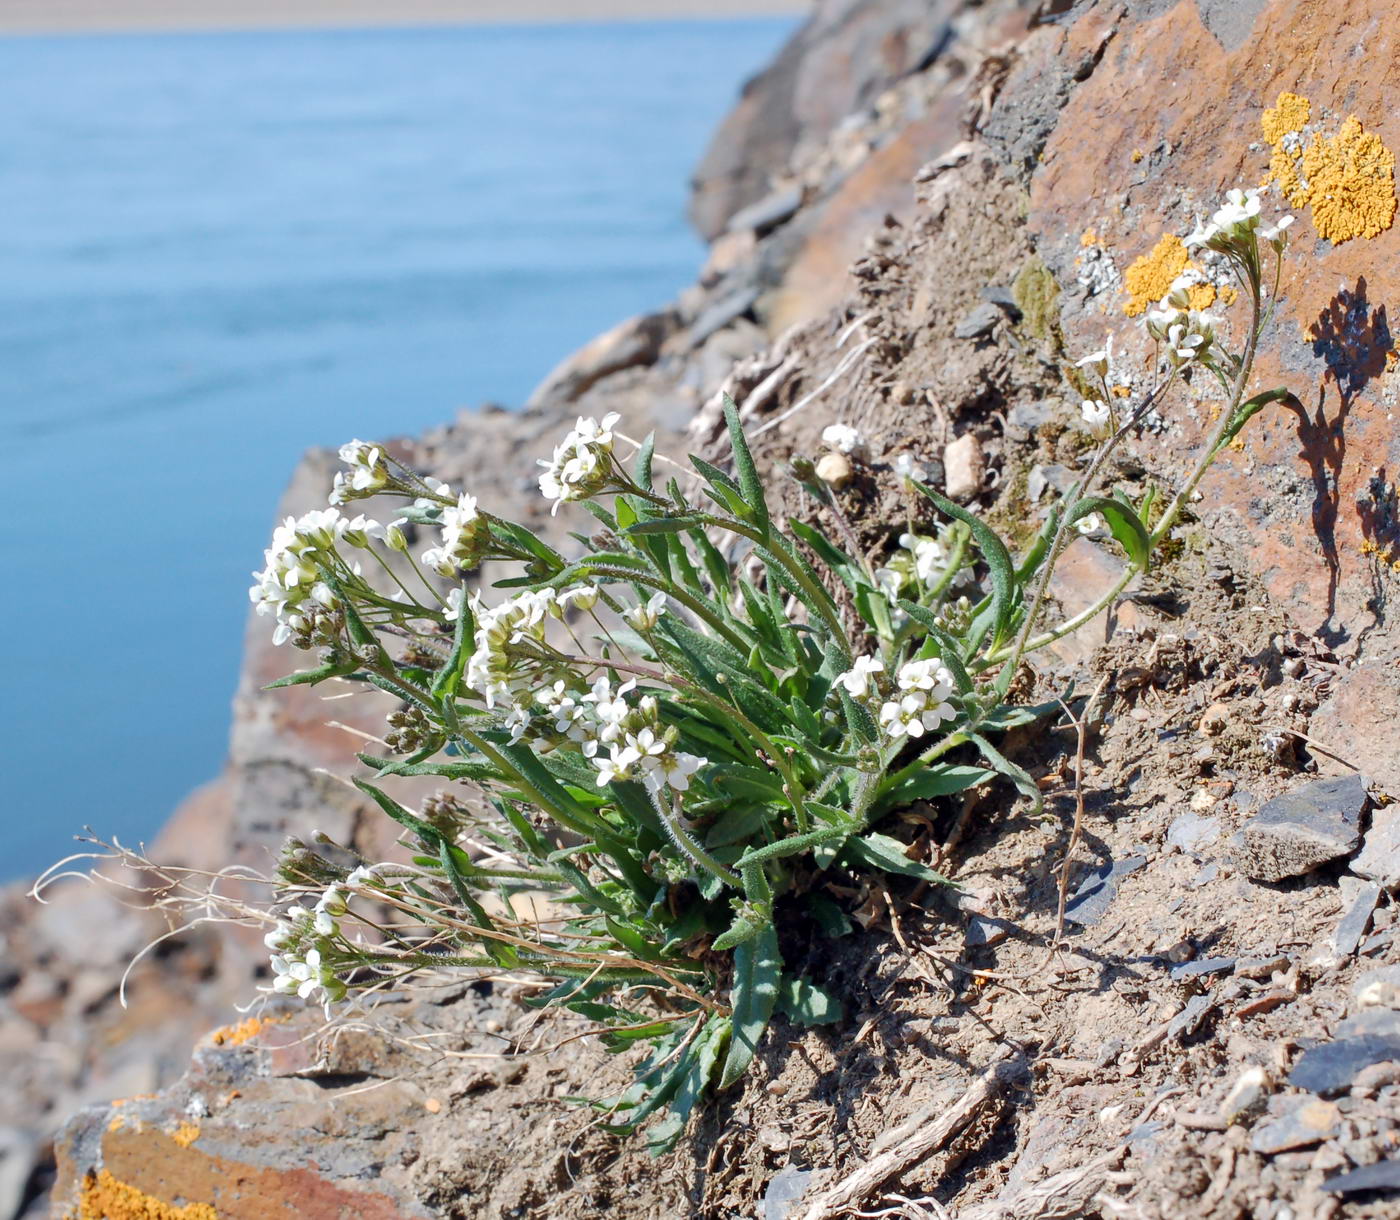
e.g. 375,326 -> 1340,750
107,1117 -> 127,1134
1302,116 -> 1398,242
208,1015 -> 281,1048
1111,385 -> 1133,398
75,1169 -> 217,1220
1122,234 -> 1190,316
1080,228 -> 1098,247
170,1123 -> 201,1148
1220,285 -> 1239,306
1186,284 -> 1216,311
1262,91 -> 1397,244
1131,149 -> 1144,164
1261,91 -> 1311,144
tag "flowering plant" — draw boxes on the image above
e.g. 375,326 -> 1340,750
248,186 -> 1292,1144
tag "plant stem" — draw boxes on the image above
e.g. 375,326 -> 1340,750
650,790 -> 742,888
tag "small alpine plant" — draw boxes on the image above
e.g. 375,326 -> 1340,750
249,186 -> 1293,1145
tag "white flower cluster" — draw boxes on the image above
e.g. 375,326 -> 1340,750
264,884 -> 351,1003
330,439 -> 390,504
835,655 -> 959,741
821,424 -> 866,458
874,531 -> 966,597
421,492 -> 489,576
1187,188 -> 1294,252
464,585 -> 597,708
1145,274 -> 1217,368
538,412 -> 621,514
250,509 -> 356,646
519,673 -> 705,795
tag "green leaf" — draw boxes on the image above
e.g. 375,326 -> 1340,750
634,431 -> 657,492
778,976 -> 844,1026
969,731 -> 1043,817
439,840 -> 516,968
264,653 -> 359,689
719,923 -> 781,1089
644,1015 -> 729,1153
624,515 -> 709,536
806,893 -> 853,939
723,392 -> 771,535
1066,495 -> 1151,573
1211,386 -> 1293,456
430,584 -> 474,703
879,764 -> 997,807
915,482 -> 1017,650
352,778 -> 442,847
841,832 -> 951,885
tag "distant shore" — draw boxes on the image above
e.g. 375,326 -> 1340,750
0,0 -> 808,34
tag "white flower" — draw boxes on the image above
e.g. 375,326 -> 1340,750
873,567 -> 903,599
313,908 -> 338,937
1259,214 -> 1295,245
892,453 -> 923,481
899,533 -> 950,585
821,424 -> 866,457
264,924 -> 295,951
249,509 -> 353,646
640,750 -> 705,795
330,439 -> 389,504
1080,399 -> 1112,439
1075,337 -> 1112,380
558,585 -> 599,614
625,591 -> 667,632
595,743 -> 642,786
346,865 -> 379,887
537,412 -> 621,513
421,492 -> 489,576
317,887 -> 348,917
836,655 -> 885,700
444,587 -> 466,622
878,658 -> 957,740
1076,512 -> 1104,536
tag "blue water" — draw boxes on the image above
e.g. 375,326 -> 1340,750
0,20 -> 795,880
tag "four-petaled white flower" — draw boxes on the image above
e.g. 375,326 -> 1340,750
836,655 -> 885,700
1080,398 -> 1112,439
625,591 -> 667,632
1075,337 -> 1112,380
878,658 -> 957,741
1076,512 -> 1104,536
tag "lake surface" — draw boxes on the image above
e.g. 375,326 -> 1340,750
0,19 -> 795,880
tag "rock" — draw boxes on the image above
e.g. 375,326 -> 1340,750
1237,775 -> 1367,882
1352,965 -> 1400,1011
1221,1066 -> 1271,1124
942,434 -> 985,502
525,310 -> 679,409
764,1165 -> 816,1220
688,0 -> 958,238
0,1126 -> 38,1220
1333,877 -> 1381,957
953,301 -> 1003,340
1064,855 -> 1147,926
1251,1099 -> 1341,1155
1288,1036 -> 1400,1097
1168,956 -> 1235,982
1312,669 -> 1400,799
1336,1010 -> 1400,1040
726,185 -> 804,236
815,452 -> 854,489
1197,703 -> 1230,736
688,286 -> 761,348
1167,812 -> 1222,858
966,915 -> 1013,948
1167,995 -> 1216,1043
1004,399 -> 1053,442
1351,803 -> 1400,891
1321,1158 -> 1400,1194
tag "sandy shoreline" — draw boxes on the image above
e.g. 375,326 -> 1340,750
0,0 -> 808,35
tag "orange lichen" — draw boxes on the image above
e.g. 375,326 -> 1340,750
170,1123 -> 201,1148
209,1015 -> 281,1048
1131,149 -> 1144,164
1261,91 -> 1311,145
1262,92 -> 1397,243
1186,284 -> 1216,311
1122,234 -> 1190,316
107,1117 -> 127,1134
74,1169 -> 217,1220
1219,285 -> 1239,306
1080,228 -> 1098,247
1301,116 -> 1397,242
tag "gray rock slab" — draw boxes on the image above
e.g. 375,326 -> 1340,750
1352,964 -> 1400,1011
1336,1010 -> 1400,1039
1321,1158 -> 1400,1194
1168,994 -> 1216,1042
1251,1098 -> 1341,1154
953,300 -> 1003,339
1238,774 -> 1367,882
1169,956 -> 1236,982
1333,877 -> 1382,957
1288,1036 -> 1400,1096
1064,855 -> 1148,926
764,1166 -> 816,1220
726,185 -> 803,236
1167,811 -> 1222,857
1352,803 -> 1400,890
